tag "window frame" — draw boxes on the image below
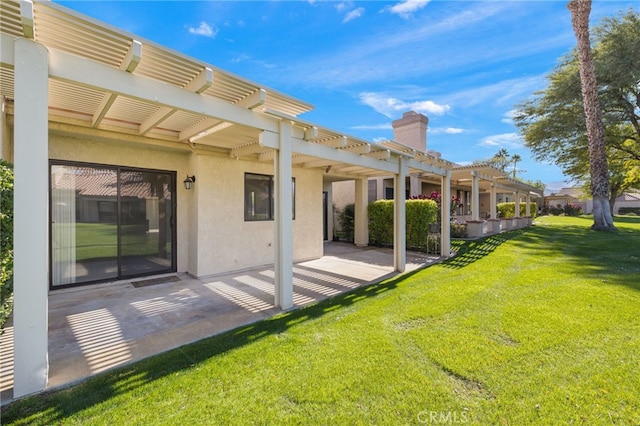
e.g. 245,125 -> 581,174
244,172 -> 295,221
49,160 -> 177,289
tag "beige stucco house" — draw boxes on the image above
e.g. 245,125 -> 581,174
1,0 -> 460,397
545,187 -> 640,215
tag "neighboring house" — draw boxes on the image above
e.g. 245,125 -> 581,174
545,187 -> 640,215
544,187 -> 592,214
333,111 -> 542,237
615,189 -> 640,214
2,1 -> 456,397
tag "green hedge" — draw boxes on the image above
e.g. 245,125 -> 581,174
368,199 -> 438,249
368,200 -> 394,246
497,202 -> 538,219
1,160 -> 13,330
618,207 -> 640,216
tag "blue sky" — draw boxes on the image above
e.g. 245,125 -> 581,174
58,0 -> 637,192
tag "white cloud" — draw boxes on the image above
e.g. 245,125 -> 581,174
187,21 -> 218,38
351,123 -> 393,130
430,127 -> 465,134
335,2 -> 349,13
359,92 -> 450,118
444,76 -> 545,109
501,109 -> 520,125
477,133 -> 523,149
343,7 -> 365,23
386,0 -> 431,19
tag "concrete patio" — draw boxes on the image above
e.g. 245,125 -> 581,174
0,242 -> 439,404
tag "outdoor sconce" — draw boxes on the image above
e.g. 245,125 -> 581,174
183,175 -> 196,190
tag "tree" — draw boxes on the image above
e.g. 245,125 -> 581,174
511,154 -> 522,178
515,8 -> 640,222
491,148 -> 510,171
568,0 -> 615,230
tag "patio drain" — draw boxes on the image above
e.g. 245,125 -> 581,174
131,275 -> 181,288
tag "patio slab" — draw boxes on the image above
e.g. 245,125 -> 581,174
0,242 -> 439,404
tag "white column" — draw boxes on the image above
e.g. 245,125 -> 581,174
409,174 -> 421,197
274,121 -> 293,309
393,158 -> 407,272
525,194 -> 531,216
354,177 -> 369,246
514,192 -> 521,218
13,39 -> 49,397
440,171 -> 451,257
490,183 -> 497,219
471,171 -> 480,221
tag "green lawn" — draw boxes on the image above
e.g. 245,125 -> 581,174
4,216 -> 640,425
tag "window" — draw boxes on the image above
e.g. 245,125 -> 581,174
244,173 -> 295,221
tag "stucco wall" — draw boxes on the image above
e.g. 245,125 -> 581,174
49,133 -> 192,274
49,132 -> 324,280
193,155 -> 323,277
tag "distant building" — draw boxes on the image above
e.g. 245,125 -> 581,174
544,187 -> 640,214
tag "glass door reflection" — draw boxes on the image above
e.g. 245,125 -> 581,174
119,170 -> 174,278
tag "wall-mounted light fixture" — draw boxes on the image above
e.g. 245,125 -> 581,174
183,175 -> 196,190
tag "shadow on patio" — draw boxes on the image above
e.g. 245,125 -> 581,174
0,242 -> 439,404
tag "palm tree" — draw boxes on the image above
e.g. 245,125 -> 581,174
567,0 -> 616,230
492,148 -> 510,171
511,154 -> 522,178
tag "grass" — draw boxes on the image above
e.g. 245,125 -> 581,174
3,216 -> 640,425
53,223 -> 169,261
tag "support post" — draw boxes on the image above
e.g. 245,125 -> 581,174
409,174 -> 421,197
274,120 -> 293,309
13,39 -> 49,397
393,158 -> 407,272
471,171 -> 480,221
514,192 -> 521,217
441,170 -> 451,257
490,183 -> 497,219
354,177 -> 369,246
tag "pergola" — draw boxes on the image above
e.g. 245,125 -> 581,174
1,0 -> 455,397
451,164 -> 543,220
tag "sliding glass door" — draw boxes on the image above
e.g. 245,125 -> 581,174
51,162 -> 176,288
119,170 -> 173,277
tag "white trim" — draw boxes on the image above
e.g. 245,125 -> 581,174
394,157 -> 407,272
13,38 -> 49,397
47,47 -> 279,134
274,121 -> 293,309
354,177 -> 369,246
441,171 -> 451,257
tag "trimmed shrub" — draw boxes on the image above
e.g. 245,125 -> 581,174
1,160 -> 13,330
563,204 -> 583,216
618,207 -> 640,216
545,203 -> 583,216
368,199 -> 438,250
549,204 -> 565,216
450,221 -> 467,238
497,202 -> 538,219
406,199 -> 438,249
368,200 -> 394,246
336,203 -> 355,242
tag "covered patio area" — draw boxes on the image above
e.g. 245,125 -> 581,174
0,243 -> 440,404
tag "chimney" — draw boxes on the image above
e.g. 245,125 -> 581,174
392,111 -> 428,152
